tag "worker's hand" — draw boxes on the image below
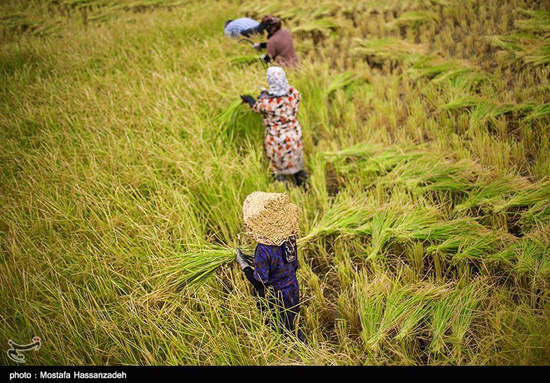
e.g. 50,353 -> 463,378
252,43 -> 261,51
235,248 -> 250,270
240,95 -> 256,107
261,54 -> 272,63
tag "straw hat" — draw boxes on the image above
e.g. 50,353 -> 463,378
243,191 -> 299,246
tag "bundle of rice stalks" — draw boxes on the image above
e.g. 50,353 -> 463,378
360,281 -> 450,350
486,34 -> 550,67
323,142 -> 386,161
156,245 -> 237,289
323,143 -> 425,176
524,103 -> 550,121
429,283 -> 481,355
304,194 -> 482,260
61,0 -> 112,9
493,181 -> 550,213
379,156 -> 480,194
241,1 -> 280,19
326,71 -> 368,95
386,10 -> 440,30
521,196 -> 550,230
514,9 -> 550,34
428,230 -> 515,266
309,3 -> 340,19
367,211 -> 481,259
358,291 -> 386,352
292,18 -> 340,36
229,55 -> 264,67
441,96 -> 541,124
272,7 -> 308,20
353,37 -> 429,63
491,227 -> 550,281
216,99 -> 244,130
299,195 -> 376,243
215,98 -> 263,145
0,12 -> 61,36
408,57 -> 488,89
454,176 -> 534,213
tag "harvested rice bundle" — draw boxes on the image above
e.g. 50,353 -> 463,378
229,55 -> 264,67
299,194 -> 376,242
486,34 -> 550,68
493,181 -> 550,213
359,280 -> 452,351
429,282 -> 482,355
454,176 -> 532,213
427,230 -> 516,265
408,56 -> 486,85
215,98 -> 262,144
380,156 -> 481,194
521,196 -> 550,230
292,18 -> 340,36
514,9 -> 550,34
326,71 -> 368,95
353,37 -> 429,63
365,208 -> 481,259
490,226 -> 550,279
158,245 -> 238,289
324,143 -> 425,176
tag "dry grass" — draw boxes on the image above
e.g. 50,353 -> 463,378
1,0 -> 549,366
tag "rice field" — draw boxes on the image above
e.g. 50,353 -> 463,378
1,0 -> 549,365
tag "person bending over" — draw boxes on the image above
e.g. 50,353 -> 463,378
235,191 -> 304,341
240,66 -> 307,188
252,15 -> 299,68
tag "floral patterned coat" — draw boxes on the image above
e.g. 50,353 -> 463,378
252,86 -> 304,175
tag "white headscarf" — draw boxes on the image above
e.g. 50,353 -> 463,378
266,66 -> 290,96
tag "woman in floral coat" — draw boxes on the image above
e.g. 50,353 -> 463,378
241,66 -> 307,187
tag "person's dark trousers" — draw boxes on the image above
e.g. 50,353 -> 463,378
254,287 -> 304,341
273,170 -> 308,189
294,170 -> 307,188
241,23 -> 266,37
